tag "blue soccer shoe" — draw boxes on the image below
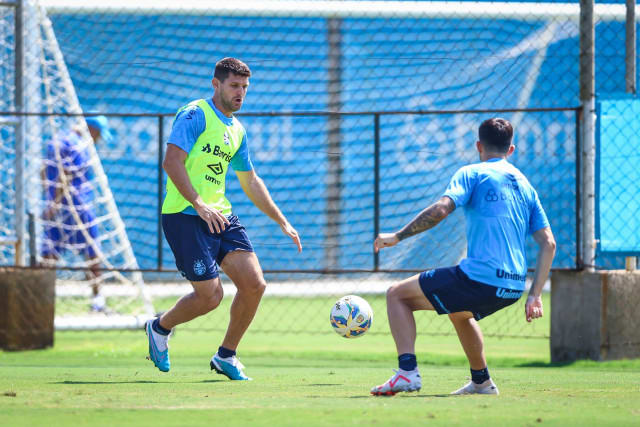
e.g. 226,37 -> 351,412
210,353 -> 252,380
145,320 -> 170,372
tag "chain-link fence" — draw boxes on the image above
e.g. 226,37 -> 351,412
1,1 -> 638,338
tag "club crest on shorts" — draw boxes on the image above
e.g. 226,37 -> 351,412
193,259 -> 206,276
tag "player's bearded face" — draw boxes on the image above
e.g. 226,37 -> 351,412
218,74 -> 249,113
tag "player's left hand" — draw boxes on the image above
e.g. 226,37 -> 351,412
280,222 -> 302,252
374,233 -> 399,252
525,295 -> 543,322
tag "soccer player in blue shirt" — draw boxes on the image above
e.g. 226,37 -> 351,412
42,115 -> 113,312
371,118 -> 556,396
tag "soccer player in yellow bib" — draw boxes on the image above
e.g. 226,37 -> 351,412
145,58 -> 302,379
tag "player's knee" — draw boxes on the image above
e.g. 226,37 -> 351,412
206,292 -> 223,311
206,285 -> 224,310
251,278 -> 267,296
194,285 -> 223,312
240,277 -> 266,298
386,284 -> 401,303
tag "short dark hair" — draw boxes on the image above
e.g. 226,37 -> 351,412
214,57 -> 251,82
478,118 -> 513,153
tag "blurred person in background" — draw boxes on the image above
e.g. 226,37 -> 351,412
41,114 -> 113,313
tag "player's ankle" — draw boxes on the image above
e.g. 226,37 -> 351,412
152,318 -> 171,336
398,353 -> 417,371
217,346 -> 236,359
470,367 -> 490,384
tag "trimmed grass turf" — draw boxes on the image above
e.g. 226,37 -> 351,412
1,328 -> 639,426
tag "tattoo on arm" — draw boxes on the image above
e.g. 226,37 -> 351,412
396,197 -> 455,241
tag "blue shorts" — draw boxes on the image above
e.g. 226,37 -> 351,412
162,213 -> 254,282
418,266 -> 523,320
41,208 -> 100,258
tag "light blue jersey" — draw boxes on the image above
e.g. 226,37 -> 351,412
443,158 -> 549,290
167,98 -> 253,215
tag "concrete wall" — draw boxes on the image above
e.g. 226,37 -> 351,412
551,270 -> 640,362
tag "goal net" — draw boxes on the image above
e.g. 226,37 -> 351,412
2,1 -> 632,338
0,0 -> 154,329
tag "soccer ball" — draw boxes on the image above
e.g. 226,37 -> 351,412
330,295 -> 373,338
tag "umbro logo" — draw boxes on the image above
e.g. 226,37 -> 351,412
207,162 -> 223,175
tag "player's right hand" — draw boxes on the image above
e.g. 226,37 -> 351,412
374,233 -> 399,253
194,201 -> 229,234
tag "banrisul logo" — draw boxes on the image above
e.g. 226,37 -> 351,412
193,259 -> 206,276
223,132 -> 230,146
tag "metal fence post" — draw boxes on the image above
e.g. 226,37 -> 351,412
326,17 -> 342,271
28,212 -> 35,267
625,0 -> 636,271
625,0 -> 636,95
373,113 -> 380,271
580,0 -> 596,271
157,115 -> 164,271
14,0 -> 25,266
575,108 -> 583,269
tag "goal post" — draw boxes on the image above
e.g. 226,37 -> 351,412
1,0 -> 154,330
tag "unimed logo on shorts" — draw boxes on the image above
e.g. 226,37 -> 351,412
495,288 -> 522,299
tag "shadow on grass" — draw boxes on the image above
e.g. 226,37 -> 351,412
53,380 -> 167,385
517,361 -> 576,368
349,393 -> 451,399
56,379 -> 236,385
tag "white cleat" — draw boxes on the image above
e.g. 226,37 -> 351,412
210,354 -> 252,381
451,378 -> 499,395
371,369 -> 422,396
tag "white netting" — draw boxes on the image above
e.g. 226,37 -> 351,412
0,0 -> 153,329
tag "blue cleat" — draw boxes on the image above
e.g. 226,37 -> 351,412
210,353 -> 252,380
145,320 -> 170,372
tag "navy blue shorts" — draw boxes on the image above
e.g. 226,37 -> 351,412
418,266 -> 523,320
162,213 -> 254,282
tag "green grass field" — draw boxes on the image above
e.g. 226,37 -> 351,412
1,296 -> 640,426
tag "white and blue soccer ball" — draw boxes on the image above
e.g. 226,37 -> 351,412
330,295 -> 373,338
